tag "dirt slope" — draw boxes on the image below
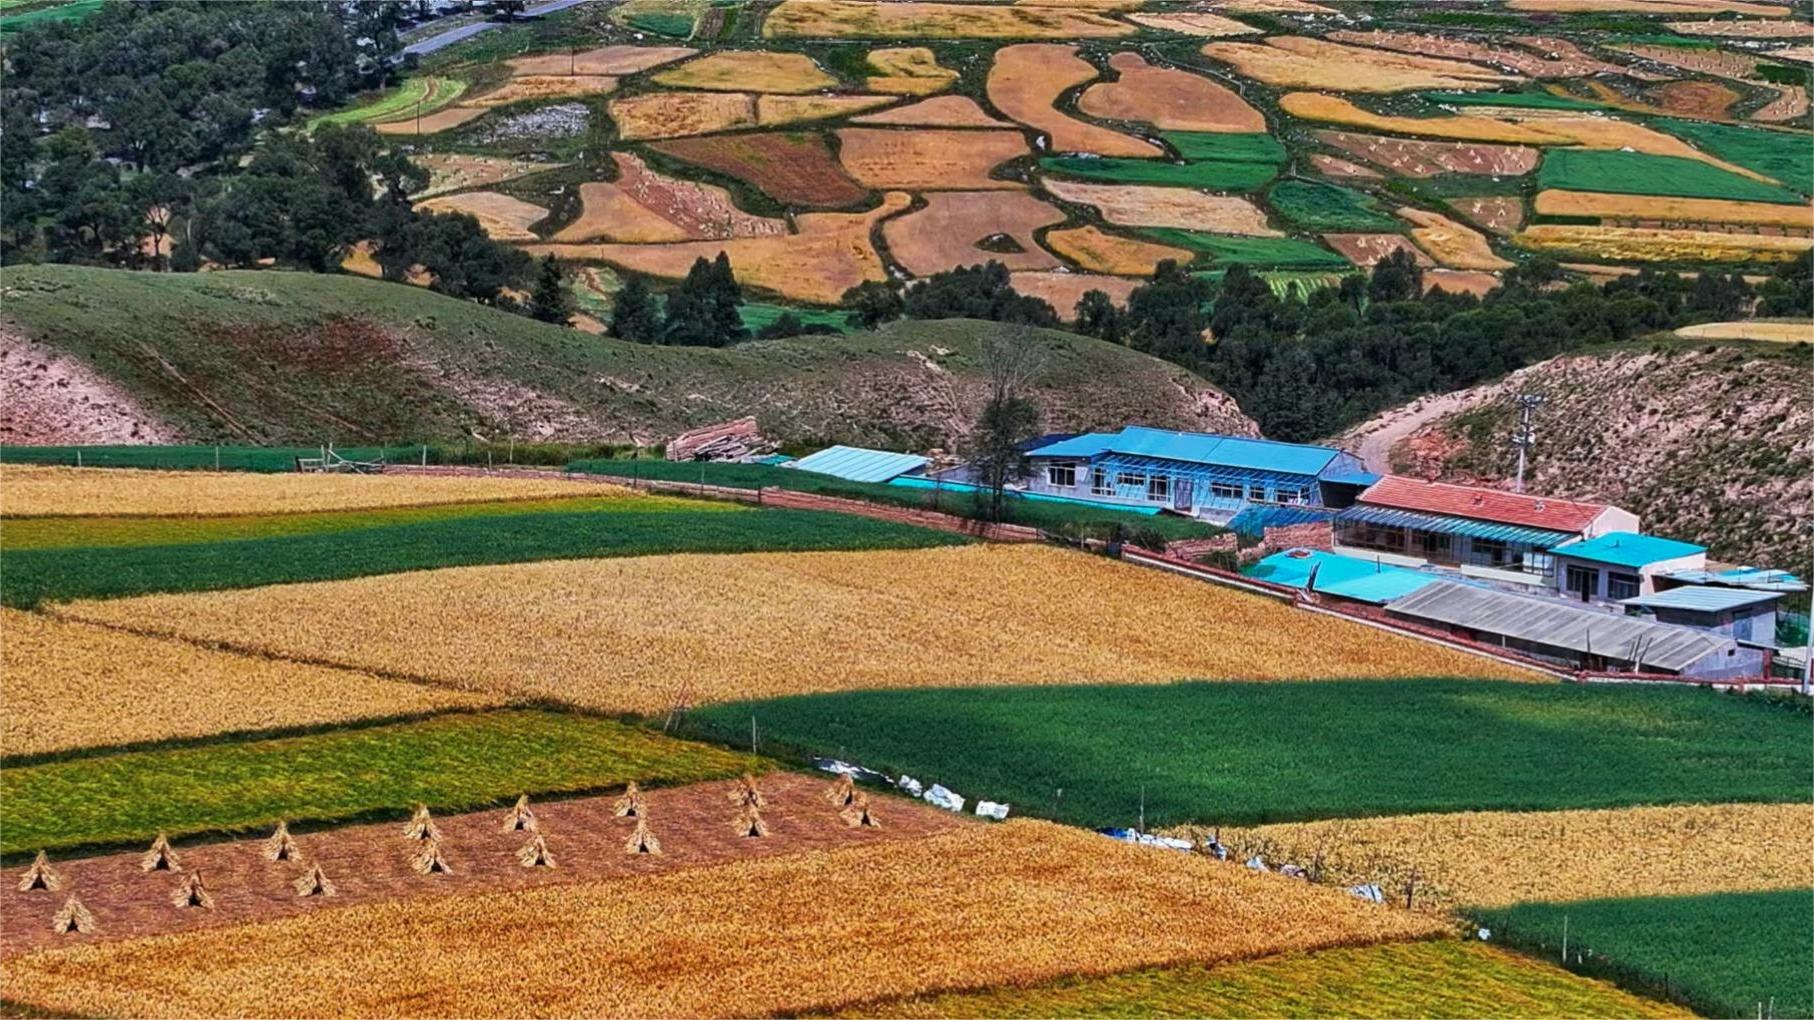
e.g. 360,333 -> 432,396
1341,345 -> 1810,568
0,266 -> 1253,450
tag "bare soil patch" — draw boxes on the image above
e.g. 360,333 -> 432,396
865,47 -> 958,95
1316,131 -> 1539,178
653,51 -> 838,94
1322,233 -> 1432,267
1078,52 -> 1265,133
555,153 -> 787,242
651,133 -> 869,208
468,74 -> 616,107
371,105 -> 487,136
1044,179 -> 1278,235
836,128 -> 1029,190
1447,196 -> 1526,236
1126,11 -> 1259,36
1202,37 -> 1516,93
0,332 -> 175,445
412,154 -> 566,199
1009,272 -> 1140,319
853,96 -> 1010,128
988,44 -> 1162,157
1751,83 -> 1809,122
609,92 -> 756,140
1044,225 -> 1192,275
1424,269 -> 1502,297
884,191 -> 1066,276
1402,207 -> 1512,270
507,44 -> 695,76
413,191 -> 549,241
1643,79 -> 1741,118
764,1 -> 1134,39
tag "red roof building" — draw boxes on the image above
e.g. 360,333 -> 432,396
1356,476 -> 1635,537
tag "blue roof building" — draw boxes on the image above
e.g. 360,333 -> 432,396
785,445 -> 929,484
1549,532 -> 1708,603
1246,548 -> 1440,605
1022,426 -> 1373,521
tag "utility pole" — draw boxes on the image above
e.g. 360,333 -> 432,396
1511,394 -> 1545,494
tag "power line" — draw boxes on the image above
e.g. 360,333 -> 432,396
1511,394 -> 1545,495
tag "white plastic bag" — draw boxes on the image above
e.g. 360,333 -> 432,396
975,800 -> 1010,821
923,784 -> 965,813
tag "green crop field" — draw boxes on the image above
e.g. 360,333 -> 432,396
1040,156 -> 1278,191
1163,132 -> 1287,165
1,445 -> 398,472
1,710 -> 761,857
739,301 -> 852,335
1268,180 -> 1401,232
1140,230 -> 1352,269
838,939 -> 1685,1019
1538,150 -> 1805,204
1475,890 -> 1813,1019
306,76 -> 467,130
1424,90 -> 1612,112
2,505 -> 964,606
0,0 -> 98,33
624,9 -> 693,37
1650,120 -> 1813,199
685,680 -> 1812,829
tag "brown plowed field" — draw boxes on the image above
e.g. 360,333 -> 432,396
865,47 -> 958,95
1402,208 -> 1512,270
1424,269 -> 1502,297
1077,52 -> 1265,133
507,44 -> 695,76
836,128 -> 1029,190
1045,225 -> 1192,275
1666,18 -> 1813,37
652,133 -> 868,208
467,74 -> 616,107
1009,271 -> 1140,319
757,94 -> 896,127
1126,10 -> 1259,35
853,96 -> 1011,128
371,105 -> 487,136
1534,190 -> 1814,228
883,191 -> 1066,276
988,44 -> 1162,157
764,0 -> 1135,39
1447,196 -> 1526,236
653,51 -> 838,94
413,191 -> 548,241
1322,233 -> 1433,267
554,153 -> 787,243
1641,79 -> 1741,118
1327,30 -> 1627,78
1044,180 -> 1278,235
1202,37 -> 1516,93
609,92 -> 756,141
1,774 -> 964,959
1315,131 -> 1539,177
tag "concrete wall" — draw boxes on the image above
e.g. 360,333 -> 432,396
1555,550 -> 1705,601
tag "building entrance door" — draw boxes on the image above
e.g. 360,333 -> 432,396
1565,564 -> 1599,602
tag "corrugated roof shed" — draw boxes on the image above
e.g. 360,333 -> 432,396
1026,426 -> 1343,476
785,445 -> 929,484
1388,580 -> 1734,672
1622,587 -> 1781,612
1338,504 -> 1573,546
1247,548 -> 1439,605
1359,476 -> 1608,533
1659,568 -> 1807,593
1551,532 -> 1704,568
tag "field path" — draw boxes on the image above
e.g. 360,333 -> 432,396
1338,389 -> 1476,475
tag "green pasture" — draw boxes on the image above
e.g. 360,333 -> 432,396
1538,150 -> 1805,205
1424,90 -> 1612,112
739,301 -> 852,335
1140,230 -> 1351,269
1041,157 -> 1278,191
1163,132 -> 1287,165
306,76 -> 467,131
1267,180 -> 1400,232
1649,120 -> 1813,198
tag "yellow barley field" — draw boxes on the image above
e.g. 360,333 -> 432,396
1173,803 -> 1813,911
3,609 -> 500,756
1675,320 -> 1812,343
607,92 -> 757,140
865,46 -> 959,95
0,821 -> 1445,1019
1202,37 -> 1516,93
412,191 -> 549,241
466,74 -> 616,107
1533,189 -> 1814,228
1401,208 -> 1513,270
1044,224 -> 1194,275
763,0 -> 1135,39
0,465 -> 633,517
1515,224 -> 1812,263
58,545 -> 1541,716
652,51 -> 838,94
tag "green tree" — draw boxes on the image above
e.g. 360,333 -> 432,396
1074,289 -> 1123,344
967,325 -> 1046,523
662,253 -> 747,346
1367,249 -> 1424,304
610,275 -> 663,342
902,261 -> 1058,327
841,280 -> 904,329
527,255 -> 576,324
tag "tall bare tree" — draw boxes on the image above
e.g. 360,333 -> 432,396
968,325 -> 1046,523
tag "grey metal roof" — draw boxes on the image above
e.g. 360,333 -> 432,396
1622,587 -> 1782,613
785,445 -> 929,484
1338,504 -> 1574,547
1387,581 -> 1735,672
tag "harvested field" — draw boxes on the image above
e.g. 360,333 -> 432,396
370,104 -> 487,136
0,465 -> 626,517
1643,79 -> 1741,118
1771,43 -> 1814,63
1507,0 -> 1791,12
1077,53 -> 1264,133
1211,0 -> 1336,11
1040,155 -> 1277,190
1043,179 -> 1279,235
1315,130 -> 1539,177
2,609 -> 499,758
1328,30 -> 1628,78
56,545 -> 1537,717
852,95 -> 1008,127
835,128 -> 1028,190
524,193 -> 911,304
1044,225 -> 1193,275
553,154 -> 786,243
1401,208 -> 1512,270
1675,319 -> 1812,342
1667,18 -> 1813,36
413,191 -> 548,241
506,44 -> 695,76
756,93 -> 895,127
1287,95 -> 1564,144
988,44 -> 1162,157
1202,37 -> 1516,93
1747,83 -> 1807,122
1515,223 -> 1813,262
467,74 -> 615,107
1323,233 -> 1432,267
865,47 -> 957,95
883,191 -> 1065,276
411,154 -> 565,199
1190,803 -> 1812,912
1310,154 -> 1383,179
1126,10 -> 1259,35
1424,269 -> 1502,296
651,133 -> 868,208
1613,42 -> 1773,81
1008,272 -> 1139,318
1447,196 -> 1526,236
0,774 -> 959,958
763,0 -> 1135,39
652,50 -> 837,94
608,92 -> 755,141
1533,189 -> 1813,228
0,820 -> 1445,1019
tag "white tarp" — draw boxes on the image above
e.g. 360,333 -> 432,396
1350,884 -> 1385,903
975,800 -> 1010,821
896,775 -> 924,797
1246,855 -> 1270,872
812,758 -> 890,784
923,784 -> 965,813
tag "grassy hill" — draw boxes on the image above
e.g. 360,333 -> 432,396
0,265 -> 1254,449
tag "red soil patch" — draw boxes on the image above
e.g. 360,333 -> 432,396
555,153 -> 787,243
1316,130 -> 1539,178
1447,196 -> 1526,236
1077,52 -> 1265,133
836,127 -> 1030,191
1322,233 -> 1433,267
1009,272 -> 1140,320
2,774 -> 966,959
1642,79 -> 1741,118
650,133 -> 868,208
988,44 -> 1162,157
852,95 -> 1011,128
884,191 -> 1066,277
0,332 -> 176,445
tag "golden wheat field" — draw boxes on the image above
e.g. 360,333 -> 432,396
1172,803 -> 1813,911
1674,319 -> 1813,343
56,545 -> 1540,716
1533,190 -> 1814,228
0,466 -> 635,517
0,821 -> 1445,1019
3,609 -> 500,755
1515,224 -> 1812,263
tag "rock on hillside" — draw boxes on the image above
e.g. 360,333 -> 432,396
1345,346 -> 1810,569
0,266 -> 1253,450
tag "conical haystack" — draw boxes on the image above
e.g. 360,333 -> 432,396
613,782 -> 643,818
517,834 -> 555,868
264,821 -> 301,863
841,793 -> 880,829
50,895 -> 95,935
293,863 -> 337,897
729,773 -> 766,809
170,870 -> 213,910
402,804 -> 440,842
825,773 -> 855,807
140,833 -> 181,872
733,805 -> 769,838
18,851 -> 61,893
624,817 -> 661,855
501,794 -> 537,833
411,839 -> 453,875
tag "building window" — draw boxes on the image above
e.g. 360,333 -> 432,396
1472,538 -> 1510,568
1607,572 -> 1641,601
1248,483 -> 1268,502
1046,463 -> 1076,488
1210,482 -> 1242,501
1525,551 -> 1555,578
1278,486 -> 1308,505
1413,531 -> 1453,559
1340,523 -> 1403,553
1565,564 -> 1598,600
1090,468 -> 1112,496
1147,475 -> 1171,502
1116,471 -> 1146,490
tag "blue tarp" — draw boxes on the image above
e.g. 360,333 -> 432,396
1246,548 -> 1440,605
786,445 -> 928,484
1337,504 -> 1572,547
